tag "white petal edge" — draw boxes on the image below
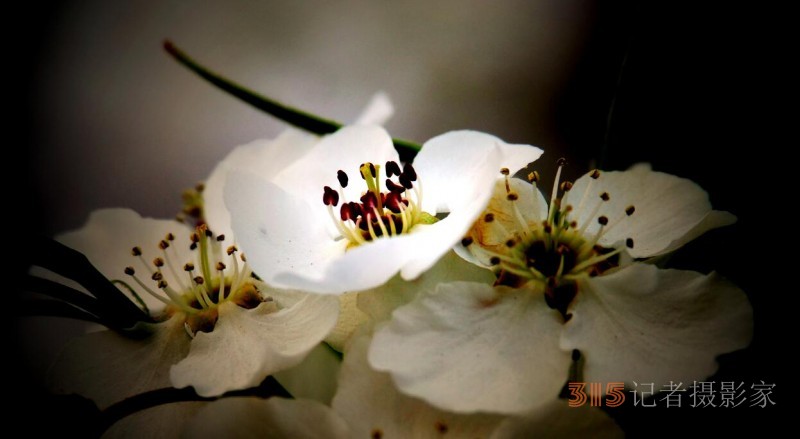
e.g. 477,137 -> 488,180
368,282 -> 571,415
56,208 -> 195,313
561,263 -> 753,390
170,293 -> 339,397
562,167 -> 735,258
334,335 -> 505,438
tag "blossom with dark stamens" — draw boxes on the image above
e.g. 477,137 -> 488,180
369,163 -> 752,416
225,126 -> 542,294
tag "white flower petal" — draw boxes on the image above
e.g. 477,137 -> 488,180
272,125 -> 399,203
56,209 -> 194,313
205,92 -> 394,236
413,130 -> 542,214
369,282 -> 571,415
170,294 -> 339,397
491,401 -> 623,439
183,397 -> 350,439
47,315 -> 189,409
354,91 -> 395,125
561,263 -> 753,390
358,250 -> 495,323
225,172 -> 342,290
334,336 -> 505,438
204,129 -> 322,238
103,401 -> 207,439
454,177 -> 548,267
563,167 -> 734,258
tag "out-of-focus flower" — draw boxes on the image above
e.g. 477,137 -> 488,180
225,125 -> 542,294
181,336 -> 623,438
369,164 -> 752,414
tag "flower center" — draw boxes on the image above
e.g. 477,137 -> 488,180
322,160 -> 434,247
123,224 -> 264,334
462,161 -> 636,317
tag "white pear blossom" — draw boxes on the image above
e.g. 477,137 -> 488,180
224,126 -> 542,294
182,336 -> 623,438
48,94 -> 395,405
50,208 -> 338,404
369,163 -> 753,415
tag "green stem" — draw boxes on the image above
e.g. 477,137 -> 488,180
163,40 -> 422,161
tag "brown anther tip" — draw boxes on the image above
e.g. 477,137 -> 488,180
570,221 -> 577,228
151,272 -> 163,281
216,262 -> 226,271
505,239 -> 516,248
157,279 -> 168,289
484,213 -> 495,223
386,161 -> 401,177
590,169 -> 601,179
124,266 -> 135,276
543,222 -> 553,234
489,256 -> 501,266
368,163 -> 377,178
189,242 -> 198,251
166,233 -> 175,241
153,257 -> 165,267
461,237 -> 473,247
204,229 -> 213,238
216,234 -> 225,242
560,181 -> 573,192
337,170 -> 349,188
626,238 -> 635,248
600,192 -> 610,201
565,205 -> 573,212
190,233 -> 200,243
598,216 -> 609,226
500,167 -> 510,175
527,171 -> 540,183
556,157 -> 567,167
402,163 -> 417,181
626,205 -> 636,216
507,193 -> 519,201
195,182 -> 205,192
159,240 -> 169,250
226,245 -> 237,255
184,263 -> 194,271
194,276 -> 204,285
240,253 -> 247,262
323,186 -> 340,207
131,246 -> 142,256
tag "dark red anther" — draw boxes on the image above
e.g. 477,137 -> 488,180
340,203 -> 353,221
337,170 -> 349,188
350,202 -> 363,218
323,186 -> 340,206
402,163 -> 417,181
384,192 -> 405,213
386,178 -> 405,193
386,161 -> 401,177
360,192 -> 378,209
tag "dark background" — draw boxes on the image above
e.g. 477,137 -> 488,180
10,1 -> 783,435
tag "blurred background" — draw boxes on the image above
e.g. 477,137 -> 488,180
11,0 -> 780,434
